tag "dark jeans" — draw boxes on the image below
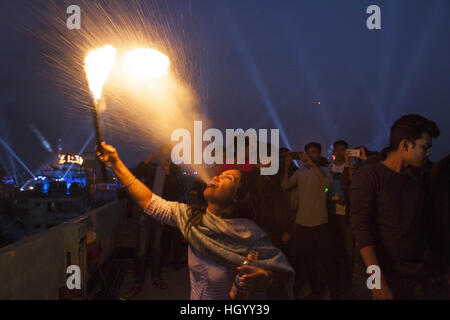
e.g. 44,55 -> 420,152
161,224 -> 184,267
135,213 -> 165,283
329,214 -> 354,296
352,263 -> 449,300
293,223 -> 339,297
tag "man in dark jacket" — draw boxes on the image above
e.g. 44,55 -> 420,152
350,114 -> 443,300
125,144 -> 183,298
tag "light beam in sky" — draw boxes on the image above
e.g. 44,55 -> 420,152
0,137 -> 36,179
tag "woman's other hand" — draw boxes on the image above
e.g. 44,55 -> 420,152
237,265 -> 273,292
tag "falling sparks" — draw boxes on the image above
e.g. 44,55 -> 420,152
34,0 -> 210,183
84,45 -> 117,103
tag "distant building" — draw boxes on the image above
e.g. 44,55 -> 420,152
0,151 -> 120,246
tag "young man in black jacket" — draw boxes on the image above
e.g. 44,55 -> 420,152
350,114 -> 445,299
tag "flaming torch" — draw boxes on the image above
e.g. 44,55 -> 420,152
122,48 -> 170,80
84,45 -> 117,182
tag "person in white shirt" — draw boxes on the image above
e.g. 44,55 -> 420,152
97,141 -> 294,300
282,142 -> 338,299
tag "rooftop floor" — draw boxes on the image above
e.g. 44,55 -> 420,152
118,262 -> 191,300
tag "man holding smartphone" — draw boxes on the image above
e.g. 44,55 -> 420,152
282,142 -> 337,299
327,140 -> 353,298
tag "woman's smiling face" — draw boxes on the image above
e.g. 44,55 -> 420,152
203,169 -> 242,206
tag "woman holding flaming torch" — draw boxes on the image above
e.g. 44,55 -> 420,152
97,142 -> 294,300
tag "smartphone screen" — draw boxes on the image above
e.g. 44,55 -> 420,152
350,157 -> 358,166
348,149 -> 360,158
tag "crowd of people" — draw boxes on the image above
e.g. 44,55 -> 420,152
106,113 -> 449,300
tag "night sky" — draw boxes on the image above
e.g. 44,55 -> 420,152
0,0 -> 449,179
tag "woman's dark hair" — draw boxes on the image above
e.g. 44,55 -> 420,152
184,168 -> 259,240
389,114 -> 440,151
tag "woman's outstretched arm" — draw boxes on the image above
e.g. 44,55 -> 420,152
97,142 -> 153,211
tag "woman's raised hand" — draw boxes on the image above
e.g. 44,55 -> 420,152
96,141 -> 121,169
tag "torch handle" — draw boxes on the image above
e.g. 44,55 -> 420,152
91,104 -> 108,183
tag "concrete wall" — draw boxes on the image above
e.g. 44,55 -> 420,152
0,200 -> 123,299
72,200 -> 124,267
